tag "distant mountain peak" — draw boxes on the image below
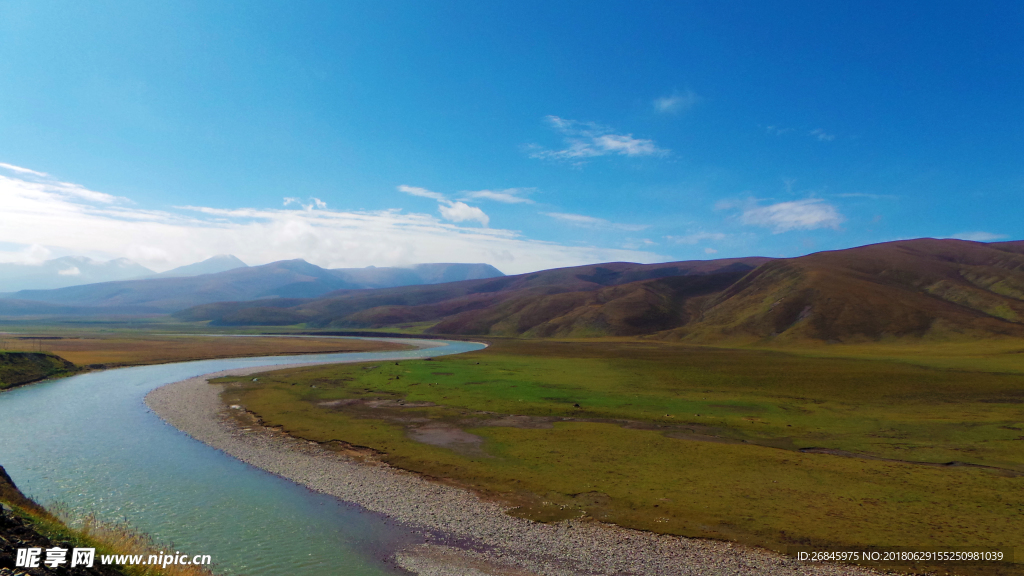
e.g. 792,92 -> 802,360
208,254 -> 247,263
59,255 -> 94,264
154,255 -> 249,278
111,257 -> 141,267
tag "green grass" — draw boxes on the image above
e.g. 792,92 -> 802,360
756,338 -> 1024,375
218,339 -> 1024,574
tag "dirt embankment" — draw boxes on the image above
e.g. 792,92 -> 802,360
0,352 -> 75,390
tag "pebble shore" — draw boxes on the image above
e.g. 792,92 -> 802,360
145,358 -> 884,576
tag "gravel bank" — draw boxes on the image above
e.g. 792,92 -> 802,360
145,359 -> 882,576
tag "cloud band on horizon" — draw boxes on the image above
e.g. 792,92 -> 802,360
0,165 -> 663,274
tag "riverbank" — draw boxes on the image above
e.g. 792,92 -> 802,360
0,351 -> 75,390
145,360 -> 881,576
1,465 -> 213,576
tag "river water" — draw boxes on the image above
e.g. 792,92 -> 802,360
0,338 -> 485,575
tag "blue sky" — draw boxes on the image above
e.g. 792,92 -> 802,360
0,1 -> 1021,273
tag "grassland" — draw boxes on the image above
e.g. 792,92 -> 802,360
217,338 -> 1024,574
757,338 -> 1024,375
0,332 -> 409,367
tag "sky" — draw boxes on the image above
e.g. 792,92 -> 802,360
0,1 -> 1021,274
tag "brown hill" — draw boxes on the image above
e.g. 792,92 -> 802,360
664,238 -> 1024,343
175,239 -> 1024,343
428,272 -> 751,337
176,258 -> 769,336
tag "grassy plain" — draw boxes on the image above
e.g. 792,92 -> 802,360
758,338 -> 1024,375
0,332 -> 409,367
219,338 -> 1024,574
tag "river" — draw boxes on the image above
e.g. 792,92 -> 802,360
0,338 -> 486,575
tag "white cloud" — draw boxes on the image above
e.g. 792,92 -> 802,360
545,212 -> 606,226
397,185 -> 446,201
438,201 -> 489,226
398,184 -> 490,227
622,238 -> 657,250
57,266 -> 81,276
810,128 -> 836,142
740,199 -> 844,233
835,193 -> 898,200
528,116 -> 668,163
0,163 -> 50,177
0,243 -> 53,265
0,162 -> 125,205
461,188 -> 535,204
951,231 -> 1008,242
544,212 -> 648,232
283,197 -> 327,210
713,198 -> 743,211
666,232 -> 727,244
653,90 -> 699,114
0,165 -> 663,274
704,248 -> 718,254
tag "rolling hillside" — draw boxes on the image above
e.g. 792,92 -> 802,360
665,238 -> 1024,343
175,239 -> 1024,343
176,258 -> 769,335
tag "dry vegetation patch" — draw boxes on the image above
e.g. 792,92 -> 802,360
1,334 -> 410,367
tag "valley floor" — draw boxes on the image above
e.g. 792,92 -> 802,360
145,362 -> 882,576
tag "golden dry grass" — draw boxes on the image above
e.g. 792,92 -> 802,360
1,334 -> 410,367
46,506 -> 215,576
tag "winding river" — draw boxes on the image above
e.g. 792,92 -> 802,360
0,338 -> 485,575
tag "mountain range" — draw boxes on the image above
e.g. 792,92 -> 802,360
176,239 -> 1024,343
175,257 -> 767,333
0,260 -> 505,315
4,239 -> 1024,344
151,254 -> 249,278
0,254 -> 250,293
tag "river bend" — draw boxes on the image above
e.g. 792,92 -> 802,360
0,338 -> 485,575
